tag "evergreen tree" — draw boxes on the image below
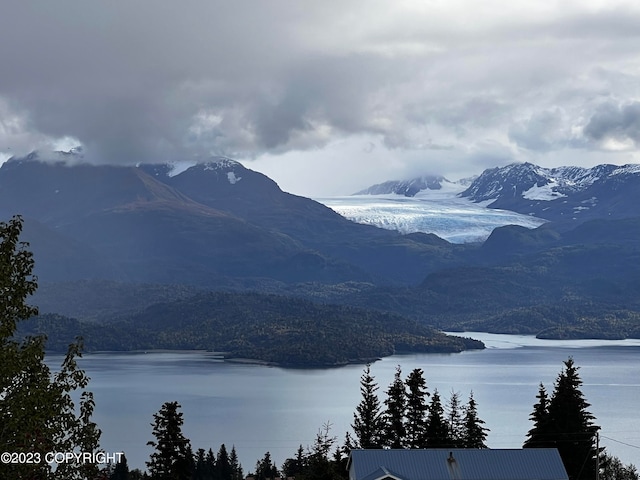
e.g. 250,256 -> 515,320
146,401 -> 193,480
404,368 -> 429,448
255,452 -> 279,480
524,358 -> 600,480
524,383 -> 550,448
0,216 -> 102,480
425,389 -> 451,448
203,448 -> 217,480
282,445 -> 306,478
352,364 -> 384,448
600,453 -> 639,480
382,365 -> 407,448
229,445 -> 243,480
193,448 -> 211,480
305,423 -> 341,480
217,444 -> 233,480
111,454 -> 131,480
461,391 -> 488,448
129,469 -> 150,480
446,390 -> 465,447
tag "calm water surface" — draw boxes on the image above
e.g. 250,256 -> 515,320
47,333 -> 640,472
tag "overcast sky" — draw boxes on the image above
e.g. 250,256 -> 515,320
1,1 -> 640,195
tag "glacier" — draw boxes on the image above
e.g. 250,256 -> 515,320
317,186 -> 547,244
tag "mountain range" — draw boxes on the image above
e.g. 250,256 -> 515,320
1,153 -> 461,287
356,162 -> 640,224
4,153 -> 640,351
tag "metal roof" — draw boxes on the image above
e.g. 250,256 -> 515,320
348,449 -> 569,480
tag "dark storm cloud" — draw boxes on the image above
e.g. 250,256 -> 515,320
0,1 -> 333,163
583,101 -> 640,146
1,0 -> 640,192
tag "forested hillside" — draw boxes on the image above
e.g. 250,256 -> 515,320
19,292 -> 483,367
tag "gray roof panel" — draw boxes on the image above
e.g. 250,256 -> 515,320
348,449 -> 569,480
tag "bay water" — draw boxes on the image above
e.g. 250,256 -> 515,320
46,333 -> 640,472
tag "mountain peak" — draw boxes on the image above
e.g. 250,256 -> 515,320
200,156 -> 242,171
194,157 -> 245,185
461,161 -> 640,222
355,174 -> 455,197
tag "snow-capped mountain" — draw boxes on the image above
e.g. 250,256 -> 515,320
461,162 -> 640,222
355,175 -> 448,196
354,175 -> 476,197
325,161 -> 640,241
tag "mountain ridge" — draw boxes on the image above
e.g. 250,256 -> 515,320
5,153 -> 640,345
0,154 -> 466,287
354,161 -> 640,224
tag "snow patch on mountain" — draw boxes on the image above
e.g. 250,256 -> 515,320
612,164 -> 640,176
463,162 -> 640,205
227,171 -> 241,184
522,181 -> 567,201
203,157 -> 241,171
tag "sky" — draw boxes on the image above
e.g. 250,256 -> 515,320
1,1 -> 640,196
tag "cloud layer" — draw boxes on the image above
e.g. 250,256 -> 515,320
1,1 -> 640,194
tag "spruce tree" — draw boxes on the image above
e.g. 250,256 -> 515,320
305,423 -> 341,480
216,444 -> 233,480
446,391 -> 465,447
206,448 -> 217,480
425,389 -> 451,448
462,391 -> 488,448
382,365 -> 407,448
524,358 -> 600,480
229,445 -> 243,480
282,445 -> 306,478
352,364 -> 384,448
524,383 -> 551,448
404,368 -> 429,448
111,454 -> 130,480
255,452 -> 278,480
193,449 -> 210,480
147,401 -> 193,480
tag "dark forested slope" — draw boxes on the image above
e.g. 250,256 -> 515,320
20,292 -> 483,367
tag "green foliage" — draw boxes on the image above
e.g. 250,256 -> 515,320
0,216 -> 101,480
